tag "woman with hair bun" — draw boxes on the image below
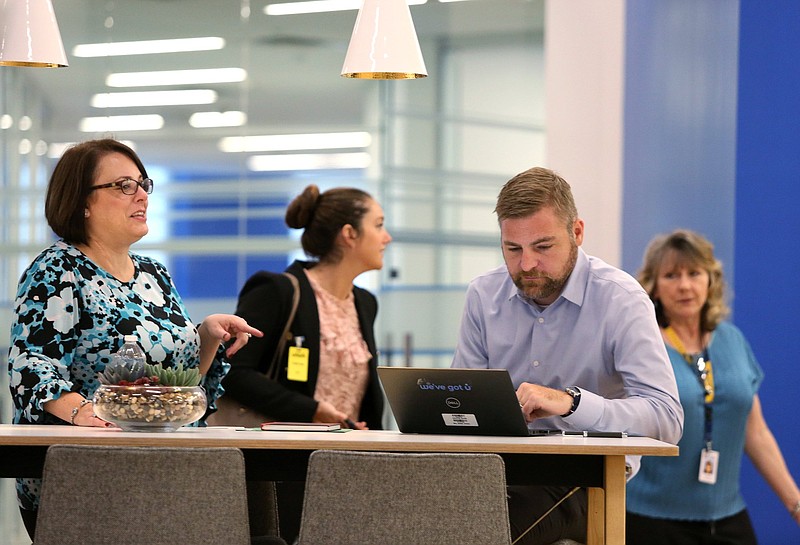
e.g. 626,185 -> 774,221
220,184 -> 392,541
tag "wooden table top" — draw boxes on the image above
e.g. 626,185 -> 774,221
0,424 -> 678,457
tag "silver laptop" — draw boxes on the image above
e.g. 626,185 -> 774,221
378,366 -> 534,436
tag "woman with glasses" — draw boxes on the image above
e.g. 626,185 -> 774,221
7,138 -> 262,540
626,229 -> 800,544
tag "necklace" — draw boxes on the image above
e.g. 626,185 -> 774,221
664,326 -> 714,403
664,325 -> 718,466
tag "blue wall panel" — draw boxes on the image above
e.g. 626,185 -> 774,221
735,1 -> 800,542
165,189 -> 291,298
622,1 -> 799,541
621,0 -> 738,278
170,255 -> 292,299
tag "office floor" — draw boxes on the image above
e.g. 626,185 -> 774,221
1,479 -> 30,545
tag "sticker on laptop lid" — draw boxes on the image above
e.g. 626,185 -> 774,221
442,413 -> 478,427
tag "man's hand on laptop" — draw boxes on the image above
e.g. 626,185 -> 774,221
517,383 -> 573,421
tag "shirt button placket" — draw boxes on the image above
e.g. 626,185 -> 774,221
532,315 -> 544,369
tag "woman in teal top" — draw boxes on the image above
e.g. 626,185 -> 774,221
627,229 -> 800,544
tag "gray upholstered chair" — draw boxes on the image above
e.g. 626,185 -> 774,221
297,450 -> 512,545
35,445 -> 253,545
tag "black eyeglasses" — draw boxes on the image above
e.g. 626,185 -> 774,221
90,177 -> 154,195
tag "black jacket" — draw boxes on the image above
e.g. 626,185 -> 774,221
221,260 -> 384,428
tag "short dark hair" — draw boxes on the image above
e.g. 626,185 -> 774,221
285,184 -> 372,263
45,139 -> 148,244
494,167 -> 578,231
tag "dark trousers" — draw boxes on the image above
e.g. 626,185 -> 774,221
507,485 -> 588,545
19,508 -> 36,543
246,480 -> 282,541
626,509 -> 758,545
275,481 -> 304,544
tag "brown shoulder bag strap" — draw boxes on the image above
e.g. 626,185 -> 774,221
265,272 -> 300,381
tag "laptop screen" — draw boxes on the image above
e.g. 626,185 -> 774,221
378,367 -> 532,436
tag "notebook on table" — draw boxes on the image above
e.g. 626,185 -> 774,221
377,366 -> 536,436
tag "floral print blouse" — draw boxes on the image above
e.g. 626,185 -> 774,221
305,271 -> 371,421
7,240 -> 228,509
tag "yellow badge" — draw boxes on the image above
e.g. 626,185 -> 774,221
287,346 -> 310,382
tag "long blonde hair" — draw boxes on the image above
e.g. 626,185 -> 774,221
638,229 -> 729,332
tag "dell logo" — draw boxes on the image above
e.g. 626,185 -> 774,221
445,397 -> 461,409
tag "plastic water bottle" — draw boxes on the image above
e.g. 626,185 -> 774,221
113,334 -> 146,377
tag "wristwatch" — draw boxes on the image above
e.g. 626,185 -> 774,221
561,386 -> 581,417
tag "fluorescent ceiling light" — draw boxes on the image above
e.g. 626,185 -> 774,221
92,90 -> 218,108
106,68 -> 247,87
248,152 -> 371,171
48,142 -> 74,157
265,0 -> 426,16
190,111 -> 247,128
79,115 -> 164,132
72,37 -> 225,58
266,0 -> 363,15
220,132 -> 372,152
49,140 -> 137,158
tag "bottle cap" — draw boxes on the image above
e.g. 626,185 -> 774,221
123,334 -> 137,343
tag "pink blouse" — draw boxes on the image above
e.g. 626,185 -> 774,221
305,271 -> 371,420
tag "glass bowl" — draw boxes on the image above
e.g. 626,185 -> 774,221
93,385 -> 207,432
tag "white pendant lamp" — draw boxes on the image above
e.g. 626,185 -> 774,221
341,0 -> 427,79
0,0 -> 68,67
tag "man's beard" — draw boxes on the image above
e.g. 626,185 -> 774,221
513,242 -> 578,303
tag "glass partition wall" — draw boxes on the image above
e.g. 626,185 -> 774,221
1,5 -> 543,534
2,0 -> 545,367
1,2 -> 543,539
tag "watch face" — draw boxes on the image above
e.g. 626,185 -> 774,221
562,386 -> 581,417
566,387 -> 580,398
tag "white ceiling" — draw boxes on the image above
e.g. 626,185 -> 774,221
24,0 -> 544,177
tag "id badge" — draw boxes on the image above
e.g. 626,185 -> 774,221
287,346 -> 310,382
698,448 -> 719,484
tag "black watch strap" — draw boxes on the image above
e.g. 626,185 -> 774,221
561,386 -> 581,417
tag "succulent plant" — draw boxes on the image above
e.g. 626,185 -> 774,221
98,358 -> 201,387
144,362 -> 202,387
98,355 -> 146,385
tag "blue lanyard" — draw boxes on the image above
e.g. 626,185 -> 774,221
694,350 -> 714,449
665,327 -> 715,449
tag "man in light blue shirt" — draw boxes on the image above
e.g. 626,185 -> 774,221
451,166 -> 683,544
